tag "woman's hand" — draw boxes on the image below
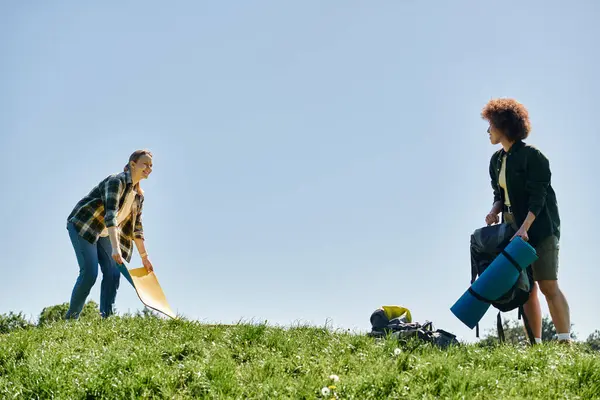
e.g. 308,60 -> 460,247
108,227 -> 123,265
485,212 -> 499,225
511,212 -> 536,242
142,256 -> 154,273
112,250 -> 124,265
512,226 -> 529,242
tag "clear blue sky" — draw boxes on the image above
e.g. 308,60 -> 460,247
1,1 -> 598,342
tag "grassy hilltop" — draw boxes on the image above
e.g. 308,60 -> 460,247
1,311 -> 599,399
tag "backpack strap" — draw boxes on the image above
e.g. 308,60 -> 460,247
497,307 -> 536,346
469,231 -> 486,337
520,305 -> 537,346
497,312 -> 505,343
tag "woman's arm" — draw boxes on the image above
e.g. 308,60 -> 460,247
486,154 -> 503,224
133,196 -> 153,272
134,237 -> 148,258
489,153 -> 502,206
101,177 -> 125,263
526,148 -> 551,217
513,148 -> 550,240
490,200 -> 503,216
108,227 -> 121,262
101,177 -> 123,231
134,237 -> 153,272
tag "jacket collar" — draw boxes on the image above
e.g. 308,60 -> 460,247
118,169 -> 134,186
124,169 -> 141,195
125,168 -> 133,185
500,140 -> 525,156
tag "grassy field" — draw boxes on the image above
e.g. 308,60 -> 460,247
1,314 -> 599,399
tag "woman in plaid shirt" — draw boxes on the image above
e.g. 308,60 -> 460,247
65,149 -> 154,319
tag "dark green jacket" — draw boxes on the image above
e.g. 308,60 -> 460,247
489,140 -> 560,246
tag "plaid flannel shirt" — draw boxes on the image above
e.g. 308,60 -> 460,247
67,169 -> 145,263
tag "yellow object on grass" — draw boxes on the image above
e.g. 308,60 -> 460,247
118,265 -> 176,319
381,305 -> 412,322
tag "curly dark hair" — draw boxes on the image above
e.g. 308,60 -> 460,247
481,98 -> 531,141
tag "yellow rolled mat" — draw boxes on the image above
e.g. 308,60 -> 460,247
118,265 -> 176,319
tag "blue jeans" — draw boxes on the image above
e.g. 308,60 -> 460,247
65,222 -> 121,319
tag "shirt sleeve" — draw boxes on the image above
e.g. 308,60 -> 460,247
526,148 -> 551,217
134,195 -> 145,240
101,176 -> 123,228
489,153 -> 502,205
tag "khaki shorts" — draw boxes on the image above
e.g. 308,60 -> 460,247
504,212 -> 559,281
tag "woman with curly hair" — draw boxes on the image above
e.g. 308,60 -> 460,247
482,98 -> 571,343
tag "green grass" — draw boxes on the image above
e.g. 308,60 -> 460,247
1,316 -> 599,399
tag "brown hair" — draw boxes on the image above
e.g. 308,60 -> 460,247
124,149 -> 153,195
481,98 -> 531,141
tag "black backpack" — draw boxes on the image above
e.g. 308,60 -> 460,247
368,309 -> 459,349
470,223 -> 536,344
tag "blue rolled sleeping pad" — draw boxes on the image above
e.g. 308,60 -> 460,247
451,235 -> 538,329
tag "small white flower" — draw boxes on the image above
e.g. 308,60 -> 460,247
329,374 -> 340,382
321,387 -> 331,396
394,348 -> 402,356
